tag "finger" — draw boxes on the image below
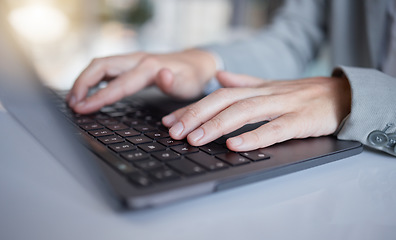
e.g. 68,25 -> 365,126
166,87 -> 266,140
216,71 -> 266,88
73,61 -> 158,114
162,103 -> 191,127
162,75 -> 280,129
186,95 -> 287,146
68,54 -> 145,107
155,68 -> 174,95
226,113 -> 302,151
155,67 -> 206,100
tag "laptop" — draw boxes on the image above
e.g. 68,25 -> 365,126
0,14 -> 363,210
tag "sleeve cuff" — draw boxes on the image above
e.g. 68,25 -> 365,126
332,66 -> 396,157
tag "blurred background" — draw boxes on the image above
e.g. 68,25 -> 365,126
3,0 -> 327,90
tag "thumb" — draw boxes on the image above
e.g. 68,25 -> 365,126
155,68 -> 203,99
216,71 -> 265,88
155,68 -> 175,95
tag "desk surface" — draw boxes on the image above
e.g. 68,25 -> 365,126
1,111 -> 396,240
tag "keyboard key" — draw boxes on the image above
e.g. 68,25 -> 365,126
147,119 -> 164,127
97,118 -> 119,125
75,117 -> 94,124
115,129 -> 140,137
114,102 -> 128,110
240,150 -> 270,161
126,109 -> 140,115
134,125 -> 157,133
171,144 -> 199,155
134,110 -> 148,118
187,152 -> 228,171
76,129 -> 140,175
143,115 -> 156,121
109,142 -> 136,152
92,113 -> 110,120
97,135 -> 124,145
79,122 -> 104,131
152,150 -> 181,162
88,128 -> 113,137
114,101 -> 128,107
200,143 -> 229,155
157,138 -> 184,147
72,113 -> 84,119
214,137 -> 227,145
107,123 -> 129,131
128,172 -> 152,187
134,159 -> 163,171
158,125 -> 170,133
121,150 -> 149,162
149,167 -> 180,182
167,159 -> 206,176
145,130 -> 170,139
126,135 -> 152,145
123,118 -> 145,126
216,152 -> 250,166
107,111 -> 127,117
138,142 -> 166,153
100,106 -> 117,113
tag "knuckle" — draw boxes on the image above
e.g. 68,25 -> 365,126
209,116 -> 224,130
303,80 -> 330,97
267,122 -> 283,140
248,131 -> 261,144
185,106 -> 200,119
90,57 -> 103,66
95,89 -> 108,102
89,57 -> 110,72
212,88 -> 231,99
140,55 -> 160,68
234,98 -> 258,113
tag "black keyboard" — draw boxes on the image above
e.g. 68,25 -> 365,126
54,91 -> 270,188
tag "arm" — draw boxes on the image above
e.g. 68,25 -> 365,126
203,0 -> 327,81
68,0 -> 327,114
333,66 -> 396,156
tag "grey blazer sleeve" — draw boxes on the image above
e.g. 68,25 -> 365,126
202,0 -> 327,81
333,66 -> 396,156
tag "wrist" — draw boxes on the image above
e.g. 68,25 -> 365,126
190,49 -> 225,94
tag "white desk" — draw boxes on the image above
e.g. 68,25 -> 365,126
1,111 -> 396,240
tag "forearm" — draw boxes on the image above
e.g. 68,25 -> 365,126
333,66 -> 396,156
202,0 -> 327,81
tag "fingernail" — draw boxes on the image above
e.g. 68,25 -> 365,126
189,128 -> 204,142
69,95 -> 77,107
162,114 -> 176,127
228,136 -> 243,147
169,122 -> 184,136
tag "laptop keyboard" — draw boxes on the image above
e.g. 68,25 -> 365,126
54,91 -> 270,188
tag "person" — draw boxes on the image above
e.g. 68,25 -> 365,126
67,0 -> 396,156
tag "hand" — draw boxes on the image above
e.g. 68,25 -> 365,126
162,71 -> 351,151
67,49 -> 217,114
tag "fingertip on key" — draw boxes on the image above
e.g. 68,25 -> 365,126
169,122 -> 184,137
69,95 -> 77,107
227,136 -> 243,148
162,114 -> 177,127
